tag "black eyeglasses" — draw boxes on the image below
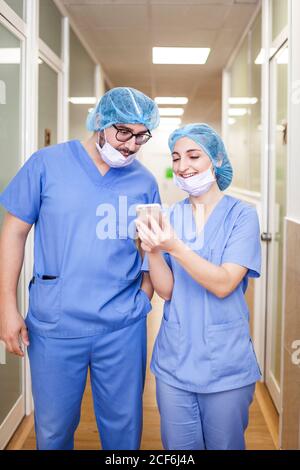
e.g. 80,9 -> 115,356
112,124 -> 152,145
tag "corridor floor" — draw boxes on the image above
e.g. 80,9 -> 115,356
20,295 -> 276,450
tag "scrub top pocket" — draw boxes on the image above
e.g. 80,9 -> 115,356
206,319 -> 252,381
110,282 -> 151,319
29,276 -> 62,324
154,318 -> 181,375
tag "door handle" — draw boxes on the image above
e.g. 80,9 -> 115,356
261,232 -> 272,242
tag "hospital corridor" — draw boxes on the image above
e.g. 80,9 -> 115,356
0,0 -> 300,452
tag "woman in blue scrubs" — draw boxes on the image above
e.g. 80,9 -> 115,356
0,87 -> 160,450
136,123 -> 262,450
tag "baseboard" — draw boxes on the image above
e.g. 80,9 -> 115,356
255,382 -> 280,449
5,414 -> 34,450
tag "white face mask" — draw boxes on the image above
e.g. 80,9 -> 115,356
173,165 -> 216,196
95,131 -> 137,168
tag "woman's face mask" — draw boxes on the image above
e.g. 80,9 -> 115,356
172,137 -> 216,196
173,165 -> 215,196
95,131 -> 138,168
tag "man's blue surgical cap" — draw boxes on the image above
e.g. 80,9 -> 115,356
86,87 -> 160,132
168,123 -> 233,191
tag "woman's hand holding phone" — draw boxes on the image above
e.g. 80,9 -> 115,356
135,205 -> 179,254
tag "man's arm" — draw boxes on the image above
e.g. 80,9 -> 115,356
0,212 -> 32,356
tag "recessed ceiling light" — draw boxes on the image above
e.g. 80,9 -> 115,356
228,97 -> 258,105
152,47 -> 210,65
159,108 -> 184,116
69,97 -> 97,105
160,117 -> 182,125
155,97 -> 188,105
228,108 -> 248,117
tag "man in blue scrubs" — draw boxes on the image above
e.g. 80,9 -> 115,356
0,87 -> 160,449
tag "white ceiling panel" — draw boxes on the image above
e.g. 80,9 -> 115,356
60,0 -> 259,126
150,4 -> 231,32
68,4 -> 148,29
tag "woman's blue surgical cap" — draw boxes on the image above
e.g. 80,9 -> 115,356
86,87 -> 160,132
168,123 -> 233,191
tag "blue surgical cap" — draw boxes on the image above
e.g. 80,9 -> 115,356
86,87 -> 160,132
168,123 -> 233,191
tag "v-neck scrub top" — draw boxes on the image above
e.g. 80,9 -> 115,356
0,140 -> 161,338
142,195 -> 262,394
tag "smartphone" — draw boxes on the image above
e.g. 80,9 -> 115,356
136,203 -> 162,228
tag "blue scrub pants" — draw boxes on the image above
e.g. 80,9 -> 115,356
156,378 -> 255,450
27,317 -> 147,450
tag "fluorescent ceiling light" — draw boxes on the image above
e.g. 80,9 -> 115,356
155,97 -> 188,105
255,48 -> 276,64
159,108 -> 184,116
160,117 -> 182,125
277,48 -> 288,64
228,108 -> 248,117
69,97 -> 97,105
228,118 -> 236,125
0,48 -> 20,64
228,97 -> 258,105
152,47 -> 210,65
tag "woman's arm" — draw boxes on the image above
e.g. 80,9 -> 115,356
170,239 -> 247,298
136,222 -> 174,300
139,239 -> 173,300
145,251 -> 174,301
136,215 -> 246,299
140,272 -> 154,300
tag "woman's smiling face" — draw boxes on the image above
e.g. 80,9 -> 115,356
172,137 -> 213,178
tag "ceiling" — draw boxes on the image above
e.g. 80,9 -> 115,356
60,0 -> 259,126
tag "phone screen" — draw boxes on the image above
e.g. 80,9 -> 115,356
136,204 -> 162,228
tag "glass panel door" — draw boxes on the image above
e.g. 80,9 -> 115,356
272,0 -> 288,41
0,21 -> 25,449
266,43 -> 288,411
38,60 -> 58,148
3,0 -> 25,20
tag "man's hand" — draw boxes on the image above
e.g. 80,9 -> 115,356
0,306 -> 29,357
0,212 -> 32,357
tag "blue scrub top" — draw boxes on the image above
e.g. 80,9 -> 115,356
0,140 -> 161,337
142,195 -> 262,393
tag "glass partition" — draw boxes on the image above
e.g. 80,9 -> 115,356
4,0 -> 25,20
227,12 -> 262,193
0,21 -> 23,429
272,0 -> 288,41
39,0 -> 62,57
38,61 -> 58,148
69,28 -> 95,141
